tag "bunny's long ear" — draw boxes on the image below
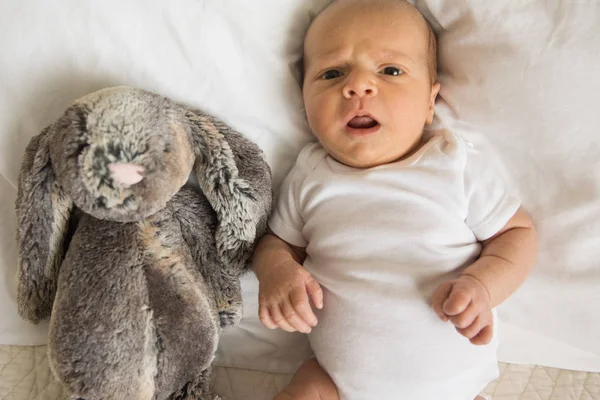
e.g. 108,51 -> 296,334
15,124 -> 73,323
185,110 -> 272,272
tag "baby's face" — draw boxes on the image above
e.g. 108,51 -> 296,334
302,0 -> 440,168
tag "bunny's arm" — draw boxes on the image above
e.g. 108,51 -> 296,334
170,187 -> 243,327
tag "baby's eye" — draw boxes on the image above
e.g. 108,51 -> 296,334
321,70 -> 342,80
380,66 -> 403,76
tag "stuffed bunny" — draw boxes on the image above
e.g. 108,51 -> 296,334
15,86 -> 272,400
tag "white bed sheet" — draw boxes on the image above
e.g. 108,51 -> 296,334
1,0 -> 599,379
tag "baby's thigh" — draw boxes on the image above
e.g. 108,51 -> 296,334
276,358 -> 339,400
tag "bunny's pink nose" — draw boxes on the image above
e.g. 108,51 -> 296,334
108,163 -> 145,187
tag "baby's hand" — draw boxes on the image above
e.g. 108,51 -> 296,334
258,260 -> 323,334
431,274 -> 494,345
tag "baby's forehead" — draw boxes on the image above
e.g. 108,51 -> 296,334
312,0 -> 426,31
303,1 -> 430,62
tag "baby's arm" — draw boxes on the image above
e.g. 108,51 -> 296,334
252,231 -> 323,334
432,207 -> 537,344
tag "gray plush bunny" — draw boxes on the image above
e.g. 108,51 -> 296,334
15,86 -> 272,400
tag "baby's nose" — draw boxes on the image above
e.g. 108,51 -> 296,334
343,74 -> 377,98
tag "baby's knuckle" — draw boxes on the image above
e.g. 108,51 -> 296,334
457,327 -> 470,338
260,299 -> 276,308
271,314 -> 283,323
292,299 -> 308,310
456,321 -> 469,330
464,328 -> 478,339
455,315 -> 470,328
292,268 -> 308,280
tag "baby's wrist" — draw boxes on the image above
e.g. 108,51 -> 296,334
254,261 -> 279,282
254,257 -> 297,282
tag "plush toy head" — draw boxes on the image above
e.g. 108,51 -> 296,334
50,87 -> 223,222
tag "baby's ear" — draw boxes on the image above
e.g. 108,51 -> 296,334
427,81 -> 441,125
184,109 -> 272,272
15,124 -> 73,323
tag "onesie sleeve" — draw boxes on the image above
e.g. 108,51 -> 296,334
268,148 -> 311,248
463,143 -> 521,241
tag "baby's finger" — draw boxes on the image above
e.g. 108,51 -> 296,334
290,287 -> 318,327
306,277 -> 323,310
431,282 -> 452,321
281,300 -> 312,334
442,287 -> 471,317
448,300 -> 479,329
470,324 -> 494,346
259,304 -> 277,329
269,305 -> 297,333
456,314 -> 489,339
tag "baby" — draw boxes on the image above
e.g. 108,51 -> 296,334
252,1 -> 537,399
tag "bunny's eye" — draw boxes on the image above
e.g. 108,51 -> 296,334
107,142 -> 123,159
70,141 -> 90,158
95,196 -> 107,208
122,195 -> 135,208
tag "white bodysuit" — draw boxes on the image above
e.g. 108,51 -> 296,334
269,130 -> 520,400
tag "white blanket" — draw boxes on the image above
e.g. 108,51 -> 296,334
1,0 -> 599,377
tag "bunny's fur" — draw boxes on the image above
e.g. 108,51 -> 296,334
15,87 -> 272,400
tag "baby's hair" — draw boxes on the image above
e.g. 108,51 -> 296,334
297,0 -> 439,86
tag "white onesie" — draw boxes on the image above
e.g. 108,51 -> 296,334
269,129 -> 520,400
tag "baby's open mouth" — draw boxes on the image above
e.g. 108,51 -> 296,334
347,116 -> 379,129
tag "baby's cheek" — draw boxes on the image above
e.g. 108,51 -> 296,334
306,99 -> 333,136
305,108 -> 325,137
395,102 -> 429,131
389,88 -> 429,112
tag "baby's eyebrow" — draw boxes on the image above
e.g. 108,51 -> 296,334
310,49 -> 347,65
371,49 -> 415,63
306,48 -> 419,74
305,56 -> 347,74
312,48 -> 415,65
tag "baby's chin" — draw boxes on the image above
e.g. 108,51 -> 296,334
330,146 -> 408,169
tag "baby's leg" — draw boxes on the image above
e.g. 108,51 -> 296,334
276,359 -> 486,400
275,358 -> 339,400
